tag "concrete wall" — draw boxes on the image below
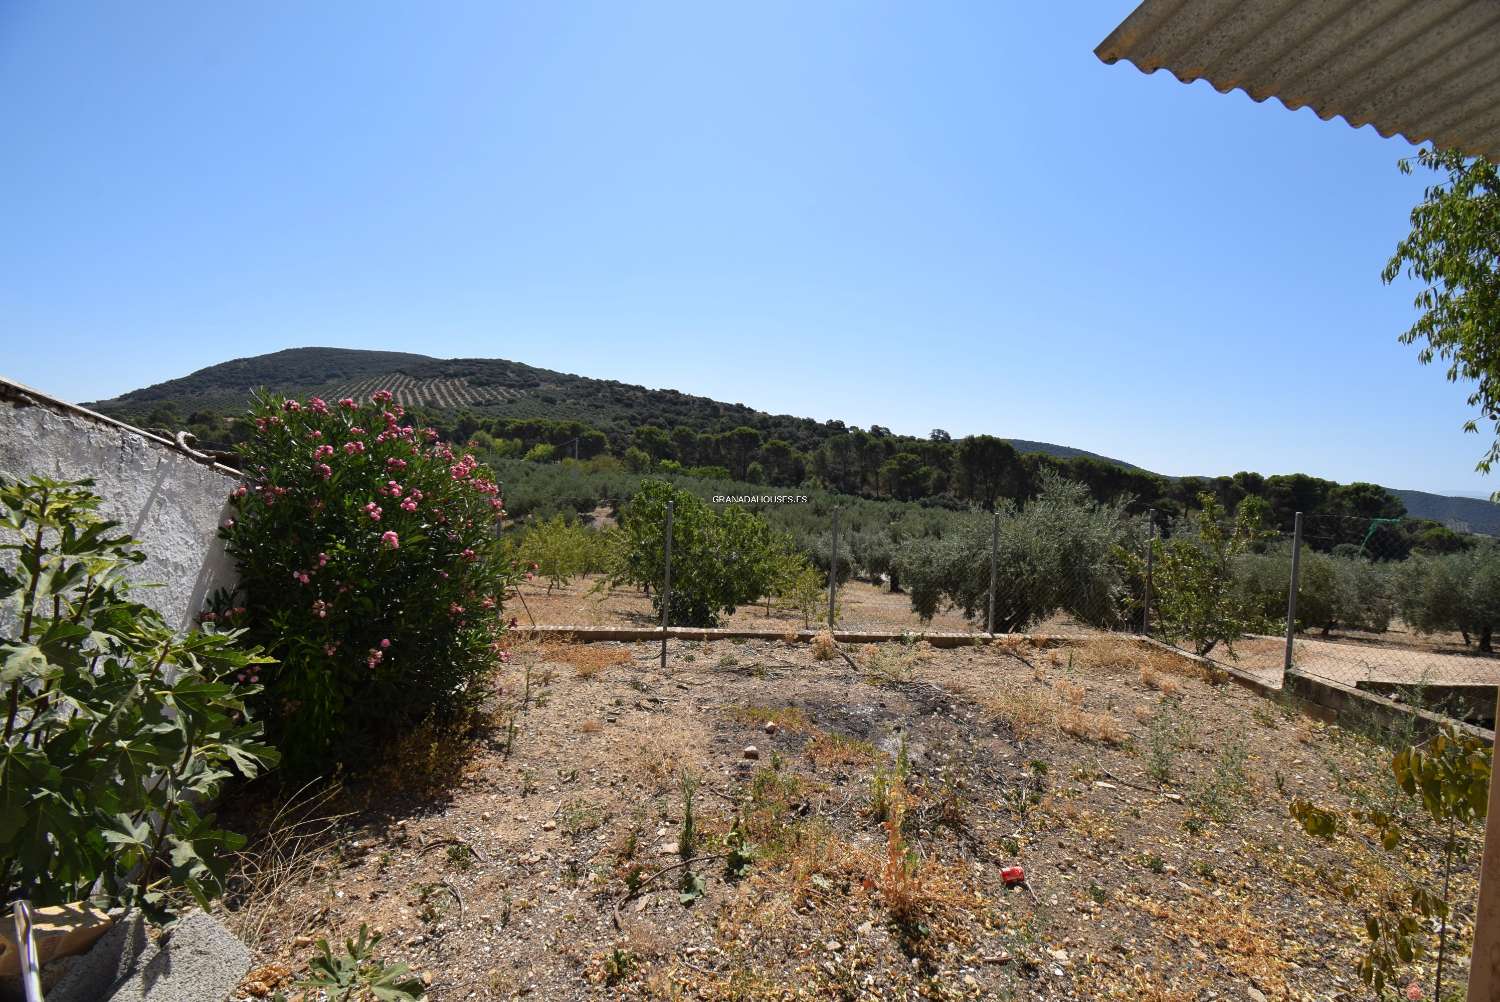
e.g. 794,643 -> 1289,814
0,379 -> 240,631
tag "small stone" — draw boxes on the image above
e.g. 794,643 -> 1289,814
963,974 -> 979,988
1247,990 -> 1268,1002
657,841 -> 679,855
293,933 -> 313,947
742,745 -> 760,760
541,821 -> 556,832
825,940 -> 841,951
1093,781 -> 1117,789
764,721 -> 780,735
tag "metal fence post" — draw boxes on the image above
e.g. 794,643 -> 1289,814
1284,511 -> 1303,672
661,500 -> 673,671
828,507 -> 840,630
1142,508 -> 1155,636
987,510 -> 999,635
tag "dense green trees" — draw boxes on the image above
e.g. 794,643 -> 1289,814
613,480 -> 779,627
893,475 -> 1139,632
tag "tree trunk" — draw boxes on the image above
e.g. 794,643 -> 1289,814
1482,625 -> 1493,654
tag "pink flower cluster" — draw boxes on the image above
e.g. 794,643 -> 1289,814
311,599 -> 329,619
344,441 -> 365,455
312,444 -> 335,459
450,454 -> 478,480
364,502 -> 382,521
382,530 -> 399,549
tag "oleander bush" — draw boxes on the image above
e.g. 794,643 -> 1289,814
0,477 -> 276,918
217,390 -> 519,771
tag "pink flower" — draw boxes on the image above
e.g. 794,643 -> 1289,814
386,457 -> 407,471
232,485 -> 248,498
312,444 -> 334,459
366,648 -> 383,669
316,552 -> 329,567
314,463 -> 332,480
309,397 -> 329,414
291,570 -> 310,585
221,518 -> 235,529
282,398 -> 302,412
482,596 -> 496,609
311,599 -> 328,619
461,548 -> 476,561
449,602 -> 465,616
365,502 -> 383,521
350,426 -> 366,437
381,530 -> 399,549
310,429 -> 323,439
343,441 -> 365,455
372,389 -> 394,403
379,638 -> 391,648
1406,985 -> 1422,1001
400,499 -> 418,512
339,398 -> 356,409
324,642 -> 339,656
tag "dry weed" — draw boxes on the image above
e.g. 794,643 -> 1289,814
580,719 -> 603,734
1139,667 -> 1181,696
811,632 -> 836,661
863,642 -> 921,686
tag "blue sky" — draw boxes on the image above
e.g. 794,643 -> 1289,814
0,2 -> 1486,495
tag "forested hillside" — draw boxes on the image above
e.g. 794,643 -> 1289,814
86,346 -> 1498,537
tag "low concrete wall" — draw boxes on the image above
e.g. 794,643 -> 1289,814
0,379 -> 240,631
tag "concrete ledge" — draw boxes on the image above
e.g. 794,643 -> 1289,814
513,625 -> 1086,649
1285,669 -> 1494,745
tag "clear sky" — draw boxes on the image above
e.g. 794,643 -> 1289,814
1,2 -> 1487,495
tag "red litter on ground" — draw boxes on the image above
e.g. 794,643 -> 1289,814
1000,866 -> 1026,887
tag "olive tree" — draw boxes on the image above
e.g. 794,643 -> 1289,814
894,474 -> 1137,632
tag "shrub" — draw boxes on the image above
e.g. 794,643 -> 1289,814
0,477 -> 276,917
218,390 -> 518,771
611,480 -> 777,627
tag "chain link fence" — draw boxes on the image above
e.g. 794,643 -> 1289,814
512,496 -> 1500,727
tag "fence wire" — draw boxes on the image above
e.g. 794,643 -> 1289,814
515,501 -> 1500,728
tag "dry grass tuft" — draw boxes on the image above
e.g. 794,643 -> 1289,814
1060,706 -> 1127,745
970,679 -> 1125,745
1053,679 -> 1086,707
805,731 -> 879,768
862,642 -> 921,686
1139,667 -> 1181,696
780,629 -> 801,645
811,632 -> 837,661
725,703 -> 812,733
540,641 -> 632,678
222,780 -> 352,950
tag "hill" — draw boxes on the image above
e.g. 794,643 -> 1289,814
1392,488 -> 1500,536
87,346 -> 1494,536
87,347 -> 1141,471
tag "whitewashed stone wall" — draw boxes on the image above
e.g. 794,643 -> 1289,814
0,380 -> 240,631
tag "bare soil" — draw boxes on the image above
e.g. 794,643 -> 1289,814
219,635 -> 1482,1001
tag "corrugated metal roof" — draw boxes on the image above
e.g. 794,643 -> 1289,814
1095,0 -> 1500,163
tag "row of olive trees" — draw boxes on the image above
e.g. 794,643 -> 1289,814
1235,541 -> 1500,651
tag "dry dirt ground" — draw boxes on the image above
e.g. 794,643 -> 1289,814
218,635 -> 1483,1002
